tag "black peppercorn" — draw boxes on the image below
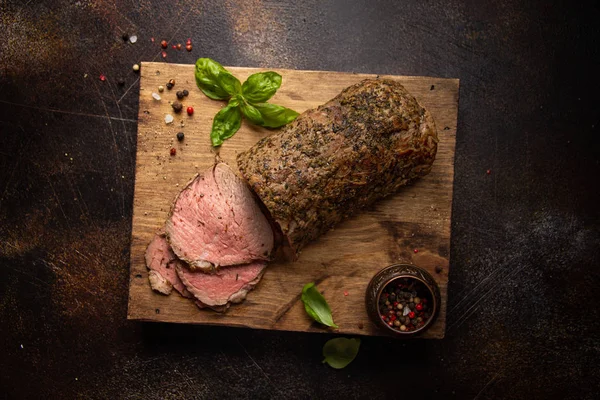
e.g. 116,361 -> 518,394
122,33 -> 129,41
408,303 -> 415,310
176,132 -> 184,141
166,82 -> 173,90
176,91 -> 184,100
117,78 -> 125,86
182,89 -> 189,96
171,101 -> 183,113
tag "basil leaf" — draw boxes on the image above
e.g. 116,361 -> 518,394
195,58 -> 241,100
219,72 -> 242,96
210,103 -> 242,147
301,282 -> 338,328
322,338 -> 361,369
240,100 -> 264,125
252,103 -> 299,128
242,72 -> 282,103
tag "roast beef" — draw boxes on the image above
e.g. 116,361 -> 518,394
175,261 -> 266,309
165,162 -> 274,272
237,78 -> 438,255
145,233 -> 192,297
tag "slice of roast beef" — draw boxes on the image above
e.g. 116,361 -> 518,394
166,163 -> 274,272
175,261 -> 266,310
237,78 -> 438,256
145,233 -> 192,298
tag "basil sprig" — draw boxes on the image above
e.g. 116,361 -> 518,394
301,282 -> 338,328
194,58 -> 299,146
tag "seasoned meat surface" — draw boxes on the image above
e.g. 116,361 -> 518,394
237,78 -> 438,255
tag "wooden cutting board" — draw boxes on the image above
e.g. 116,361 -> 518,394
127,62 -> 459,338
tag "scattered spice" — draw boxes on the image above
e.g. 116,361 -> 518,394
176,43 -> 182,50
176,91 -> 184,99
343,290 -> 349,296
151,37 -> 155,43
172,45 -> 177,49
133,64 -> 140,72
99,74 -> 106,81
160,39 -> 168,49
117,78 -> 125,86
430,85 -> 435,90
357,322 -> 364,329
171,101 -> 183,113
167,79 -> 175,89
164,114 -> 174,124
186,106 -> 194,116
176,132 -> 184,141
151,93 -> 161,101
161,51 -> 167,59
378,277 -> 432,333
158,85 -> 164,92
170,147 -> 176,156
121,33 -> 129,41
435,266 -> 443,274
186,44 -> 192,51
486,169 -> 492,175
182,89 -> 189,97
413,248 -> 419,253
129,35 -> 138,44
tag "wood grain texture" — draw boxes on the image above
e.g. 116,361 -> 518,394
127,62 -> 459,338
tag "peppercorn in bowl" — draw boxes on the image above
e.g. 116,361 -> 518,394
366,264 -> 441,336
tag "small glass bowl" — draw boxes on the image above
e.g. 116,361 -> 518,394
365,264 -> 441,336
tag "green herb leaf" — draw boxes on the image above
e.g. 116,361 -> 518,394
322,338 -> 361,369
239,99 -> 264,125
252,103 -> 299,128
301,282 -> 338,328
219,72 -> 242,96
210,102 -> 242,147
195,58 -> 241,100
242,71 -> 282,103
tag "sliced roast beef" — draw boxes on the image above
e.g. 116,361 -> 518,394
175,261 -> 266,309
165,163 -> 274,272
237,78 -> 438,256
145,233 -> 192,297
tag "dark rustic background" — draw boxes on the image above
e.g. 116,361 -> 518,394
1,1 -> 599,399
